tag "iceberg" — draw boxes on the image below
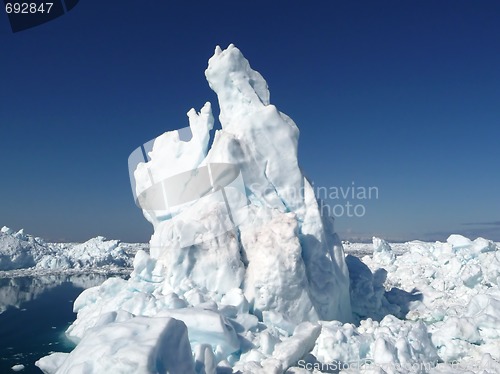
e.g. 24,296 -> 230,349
0,226 -> 47,270
39,44 -> 352,373
36,45 -> 500,373
126,45 -> 352,325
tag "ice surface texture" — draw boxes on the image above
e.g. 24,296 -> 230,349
350,236 -> 500,372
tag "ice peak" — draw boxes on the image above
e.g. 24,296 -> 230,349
1,226 -> 14,234
130,45 -> 351,324
205,44 -> 270,125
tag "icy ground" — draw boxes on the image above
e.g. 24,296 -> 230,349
2,227 -> 500,372
19,44 -> 500,373
17,234 -> 498,374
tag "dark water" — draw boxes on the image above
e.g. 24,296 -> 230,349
0,274 -> 117,373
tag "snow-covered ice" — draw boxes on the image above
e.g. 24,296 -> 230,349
29,45 -> 500,373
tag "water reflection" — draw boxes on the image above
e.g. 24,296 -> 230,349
0,273 -> 110,314
0,273 -> 122,373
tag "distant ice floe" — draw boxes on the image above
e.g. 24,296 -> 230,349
0,226 -> 145,277
11,364 -> 25,371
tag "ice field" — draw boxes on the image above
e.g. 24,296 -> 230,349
2,227 -> 500,372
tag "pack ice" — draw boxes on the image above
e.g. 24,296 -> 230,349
0,226 -> 130,273
35,45 -> 500,373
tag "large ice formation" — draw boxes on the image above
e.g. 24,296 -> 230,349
34,45 -> 500,373
37,45 -> 352,373
132,44 -> 352,324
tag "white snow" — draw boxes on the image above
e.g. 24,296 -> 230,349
30,45 -> 500,373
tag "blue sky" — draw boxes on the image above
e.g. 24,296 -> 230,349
1,1 -> 499,242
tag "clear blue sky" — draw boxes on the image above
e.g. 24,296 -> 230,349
1,1 -> 499,242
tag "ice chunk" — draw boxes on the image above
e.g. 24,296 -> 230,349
156,308 -> 240,360
38,317 -> 195,374
36,353 -> 69,374
372,236 -> 395,265
1,226 -> 14,234
220,288 -> 249,314
345,255 -> 399,321
465,293 -> 500,339
447,234 -> 473,250
471,237 -> 498,256
431,316 -> 482,361
271,322 -> 322,369
194,344 -> 216,374
0,227 -> 44,270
